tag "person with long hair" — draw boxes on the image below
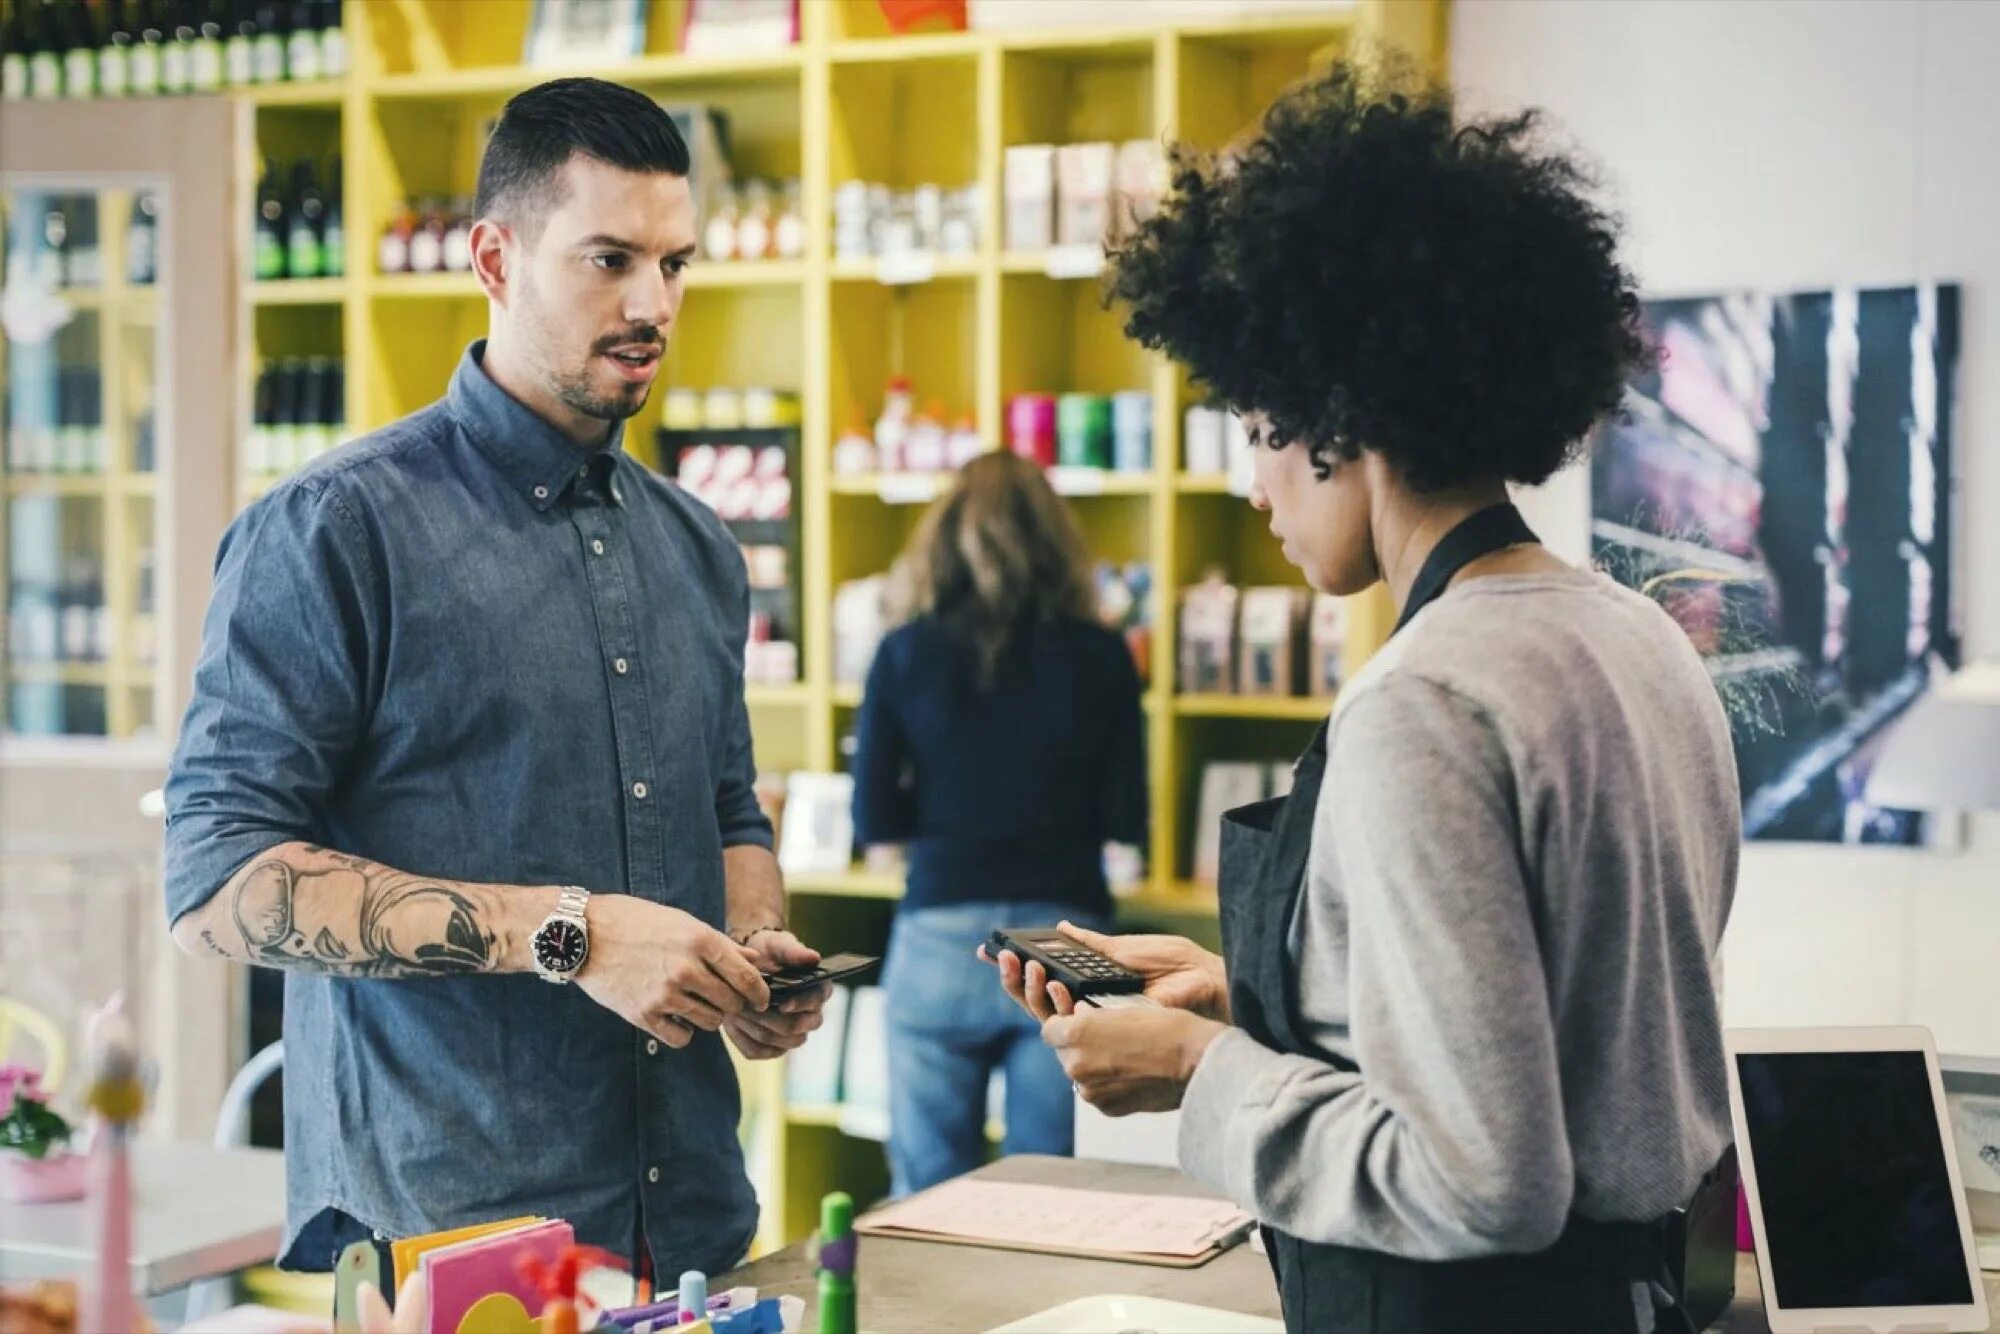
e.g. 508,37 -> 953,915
854,450 -> 1146,1196
988,62 -> 1740,1334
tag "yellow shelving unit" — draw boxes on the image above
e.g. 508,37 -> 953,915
0,188 -> 163,743
211,0 -> 1444,1253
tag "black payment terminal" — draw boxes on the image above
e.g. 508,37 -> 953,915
987,927 -> 1145,998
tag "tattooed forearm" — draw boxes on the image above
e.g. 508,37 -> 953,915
173,842 -> 533,979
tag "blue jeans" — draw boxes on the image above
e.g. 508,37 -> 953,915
883,901 -> 1110,1197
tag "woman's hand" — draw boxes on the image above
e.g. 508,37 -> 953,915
1042,1006 -> 1228,1116
980,922 -> 1230,1022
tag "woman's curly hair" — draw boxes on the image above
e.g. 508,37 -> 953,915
1107,60 -> 1649,492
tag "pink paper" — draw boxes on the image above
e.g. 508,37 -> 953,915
859,1180 -> 1252,1259
422,1218 -> 574,1334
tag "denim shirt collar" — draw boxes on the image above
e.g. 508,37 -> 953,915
449,339 -> 626,512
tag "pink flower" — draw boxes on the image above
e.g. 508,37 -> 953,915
0,1064 -> 47,1109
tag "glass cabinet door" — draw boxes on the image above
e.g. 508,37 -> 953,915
2,186 -> 162,739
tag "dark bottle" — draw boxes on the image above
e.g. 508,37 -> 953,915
326,358 -> 346,446
64,194 -> 99,286
282,0 -> 313,79
287,158 -> 324,279
254,167 -> 287,280
160,0 -> 194,93
129,0 -> 163,94
60,0 -> 96,97
247,363 -> 274,474
125,190 -> 158,284
38,202 -> 68,286
297,355 -> 331,461
314,0 -> 338,76
250,0 -> 279,81
1,1 -> 29,102
270,358 -> 301,473
321,155 -> 345,277
188,0 -> 221,89
222,0 -> 250,83
98,0 -> 132,95
29,0 -> 63,99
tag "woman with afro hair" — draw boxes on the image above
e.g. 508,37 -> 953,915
988,61 -> 1740,1334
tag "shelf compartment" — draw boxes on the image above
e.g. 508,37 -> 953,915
1175,693 -> 1331,721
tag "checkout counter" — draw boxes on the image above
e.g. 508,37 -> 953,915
723,1156 -> 2000,1333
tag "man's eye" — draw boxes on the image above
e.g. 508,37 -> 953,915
590,253 -> 628,271
665,256 -> 689,276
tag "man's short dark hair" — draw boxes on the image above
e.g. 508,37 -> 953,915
474,77 -> 692,234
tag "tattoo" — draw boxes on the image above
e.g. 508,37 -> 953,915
199,929 -> 228,957
227,851 -> 498,978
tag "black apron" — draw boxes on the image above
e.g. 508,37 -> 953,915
1215,503 -> 1734,1334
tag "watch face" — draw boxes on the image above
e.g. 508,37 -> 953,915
535,918 -> 588,975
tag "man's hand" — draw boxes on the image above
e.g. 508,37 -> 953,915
982,922 -> 1231,1023
724,928 -> 829,1060
1042,1005 -> 1228,1116
575,897 -> 771,1049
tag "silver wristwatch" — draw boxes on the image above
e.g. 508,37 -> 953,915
531,886 -> 591,984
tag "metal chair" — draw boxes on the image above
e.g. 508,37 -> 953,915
180,1041 -> 285,1323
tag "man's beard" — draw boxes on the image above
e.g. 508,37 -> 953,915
520,280 -> 658,423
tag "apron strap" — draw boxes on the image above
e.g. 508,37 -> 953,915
1394,501 -> 1540,635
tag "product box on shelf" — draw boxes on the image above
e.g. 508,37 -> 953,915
1055,142 -> 1116,249
1177,575 -> 1239,694
1237,586 -> 1309,698
1309,593 -> 1347,697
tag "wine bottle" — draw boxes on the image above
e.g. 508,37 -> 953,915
221,0 -> 249,83
189,0 -> 221,90
129,0 -> 162,94
250,0 -> 279,81
327,358 -> 346,447
98,0 -> 132,95
29,0 -> 63,99
321,155 -> 344,277
297,356 -> 331,461
282,0 -> 312,79
125,190 -> 157,284
64,195 -> 99,286
271,359 -> 301,473
61,0 -> 96,97
160,0 -> 192,93
287,158 -> 324,279
1,1 -> 30,101
314,0 -> 338,76
254,168 -> 287,280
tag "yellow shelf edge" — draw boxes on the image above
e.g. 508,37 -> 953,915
373,47 -> 804,100
1174,692 -> 1333,721
243,78 -> 348,107
828,254 -> 981,284
1175,472 -> 1236,494
687,260 -> 808,289
830,684 -> 862,708
829,32 -> 984,64
745,683 -> 811,707
367,272 -> 483,301
784,867 -> 902,898
251,278 -> 350,306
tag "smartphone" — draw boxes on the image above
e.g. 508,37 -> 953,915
762,952 -> 878,1000
987,927 -> 1145,998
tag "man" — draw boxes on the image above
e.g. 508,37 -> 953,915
164,78 -> 826,1285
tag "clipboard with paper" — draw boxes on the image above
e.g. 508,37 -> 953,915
854,1179 -> 1255,1269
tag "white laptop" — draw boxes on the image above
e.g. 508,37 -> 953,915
1726,1026 -> 1990,1333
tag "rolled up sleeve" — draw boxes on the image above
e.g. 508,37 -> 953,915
163,482 -> 380,925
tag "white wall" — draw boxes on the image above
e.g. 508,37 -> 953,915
1456,0 -> 2000,1054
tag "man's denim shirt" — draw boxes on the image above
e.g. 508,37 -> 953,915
164,341 -> 773,1274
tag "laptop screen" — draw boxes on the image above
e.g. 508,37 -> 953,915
1738,1050 -> 1975,1309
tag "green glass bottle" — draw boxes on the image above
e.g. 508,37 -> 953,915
28,0 -> 63,98
249,0 -> 279,81
221,0 -> 249,83
128,0 -> 162,94
1,1 -> 32,101
60,0 -> 95,96
187,0 -> 220,89
321,155 -> 345,277
159,0 -> 192,92
287,158 -> 324,279
254,167 -> 288,280
98,0 -> 132,95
